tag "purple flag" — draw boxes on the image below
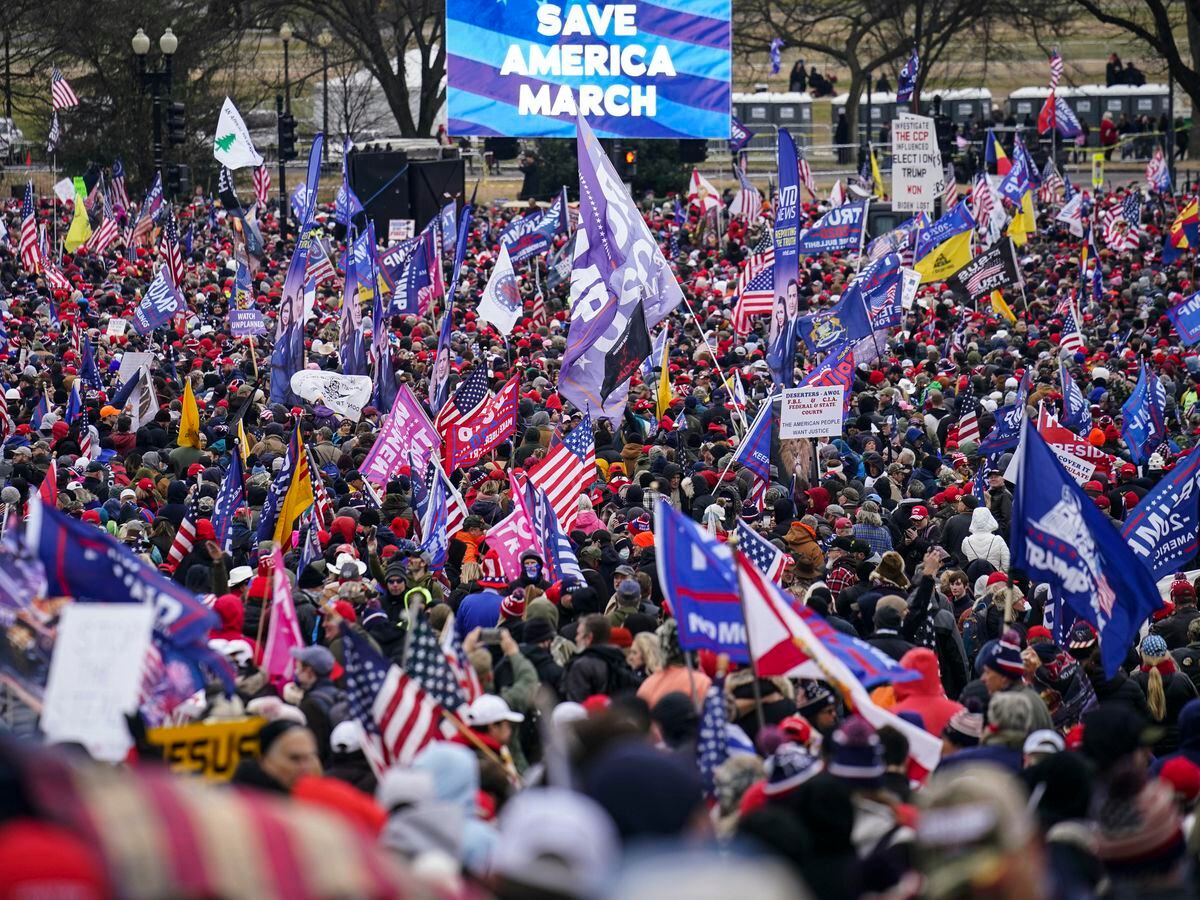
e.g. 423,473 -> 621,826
560,116 -> 683,421
360,384 -> 441,486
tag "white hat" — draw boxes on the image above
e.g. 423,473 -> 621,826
228,565 -> 254,588
330,720 -> 364,753
224,639 -> 254,667
1023,729 -> 1065,756
334,552 -> 367,577
491,788 -> 618,898
66,480 -> 83,491
466,693 -> 524,726
120,488 -> 137,500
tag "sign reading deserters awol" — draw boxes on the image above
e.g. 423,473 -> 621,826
445,0 -> 731,138
779,385 -> 847,439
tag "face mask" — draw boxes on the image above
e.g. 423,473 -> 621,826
618,548 -> 630,561
524,563 -> 540,578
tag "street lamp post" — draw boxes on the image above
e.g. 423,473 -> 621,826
132,27 -> 177,182
318,27 -> 332,162
280,21 -> 293,114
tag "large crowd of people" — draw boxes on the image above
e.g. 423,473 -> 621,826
1,135 -> 1200,900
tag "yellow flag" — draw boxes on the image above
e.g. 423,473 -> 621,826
870,147 -> 885,199
64,188 -> 92,252
237,419 -> 250,467
990,290 -> 1016,324
656,335 -> 672,421
914,231 -> 972,284
274,435 -> 315,545
178,379 -> 200,448
1006,191 -> 1036,246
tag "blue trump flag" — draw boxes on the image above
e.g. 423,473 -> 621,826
340,227 -> 369,377
796,200 -> 868,256
734,402 -> 773,486
419,466 -> 448,570
271,133 -> 325,405
978,402 -> 1024,454
1059,361 -> 1090,432
499,187 -> 568,265
1010,419 -> 1162,676
371,223 -> 398,413
335,137 -> 363,226
1122,444 -> 1200,581
1167,291 -> 1200,346
132,268 -> 183,335
527,480 -> 585,585
1121,363 -> 1167,466
896,47 -> 919,103
25,499 -> 234,692
729,116 -> 754,152
653,499 -> 747,663
210,447 -> 246,554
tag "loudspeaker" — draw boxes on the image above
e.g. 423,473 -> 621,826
678,139 -> 708,163
408,159 -> 466,231
349,150 -> 411,239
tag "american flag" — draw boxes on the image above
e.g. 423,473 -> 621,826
110,159 -> 129,210
530,291 -> 549,329
166,491 -> 201,572
956,378 -> 980,444
970,173 -> 994,230
342,625 -> 451,777
1060,299 -> 1087,355
160,205 -> 185,287
85,181 -> 120,255
0,386 -> 13,443
46,112 -> 60,154
78,403 -> 94,459
1102,192 -> 1142,252
51,67 -> 79,110
308,443 -> 335,526
1038,159 -> 1064,205
732,247 -> 775,334
253,166 -> 272,209
697,679 -> 730,793
305,237 -> 337,286
735,520 -> 785,580
943,164 -> 958,208
43,264 -> 71,292
404,611 -> 470,714
797,146 -> 818,199
528,414 -> 596,531
130,173 -> 164,245
1048,49 -> 1064,92
732,166 -> 762,221
18,182 -> 41,272
440,611 -> 483,704
38,458 -> 58,507
434,365 -> 489,438
1146,145 -> 1171,193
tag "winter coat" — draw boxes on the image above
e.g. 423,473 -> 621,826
960,507 -> 1010,570
783,521 -> 825,578
562,644 -> 633,702
1153,606 -> 1200,651
891,648 -> 965,736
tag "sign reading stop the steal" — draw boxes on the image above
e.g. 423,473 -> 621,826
780,385 -> 847,439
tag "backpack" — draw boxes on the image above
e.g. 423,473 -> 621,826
602,653 -> 642,696
959,599 -> 992,664
307,683 -> 351,728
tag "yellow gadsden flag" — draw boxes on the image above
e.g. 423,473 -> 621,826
177,379 -> 200,448
990,290 -> 1017,324
914,230 -> 972,284
64,183 -> 92,252
656,333 -> 672,421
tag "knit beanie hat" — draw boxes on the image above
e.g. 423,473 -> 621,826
763,743 -> 821,797
985,630 -> 1026,679
1096,770 -> 1186,878
826,715 -> 884,784
942,703 -> 984,748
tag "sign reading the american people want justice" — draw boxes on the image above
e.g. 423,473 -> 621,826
446,0 -> 731,138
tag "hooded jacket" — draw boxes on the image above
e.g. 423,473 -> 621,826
960,507 -> 1010,570
891,648 -> 965,736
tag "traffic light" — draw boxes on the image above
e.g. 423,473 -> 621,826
278,113 -> 297,161
166,101 -> 186,146
616,147 -> 637,180
166,163 -> 190,196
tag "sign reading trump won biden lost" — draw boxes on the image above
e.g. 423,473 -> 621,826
446,0 -> 731,138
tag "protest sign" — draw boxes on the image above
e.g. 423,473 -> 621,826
900,267 -> 921,310
289,370 -> 373,421
446,0 -> 731,138
388,219 -> 415,242
359,384 -> 441,484
105,318 -> 127,337
40,603 -> 156,762
117,351 -> 154,384
146,718 -> 266,780
779,385 -> 846,439
229,308 -> 267,337
891,114 -> 944,214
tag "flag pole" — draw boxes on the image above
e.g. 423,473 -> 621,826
680,292 -> 749,435
728,531 -> 767,733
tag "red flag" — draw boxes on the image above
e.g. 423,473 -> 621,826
442,377 -> 519,470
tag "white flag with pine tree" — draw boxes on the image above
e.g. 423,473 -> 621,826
213,96 -> 263,169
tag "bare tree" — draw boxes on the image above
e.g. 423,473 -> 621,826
327,56 -> 393,141
261,0 -> 445,137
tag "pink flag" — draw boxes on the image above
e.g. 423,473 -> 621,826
484,481 -> 537,582
261,547 -> 304,686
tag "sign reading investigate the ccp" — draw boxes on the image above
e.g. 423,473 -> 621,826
445,0 -> 731,138
780,385 -> 847,439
